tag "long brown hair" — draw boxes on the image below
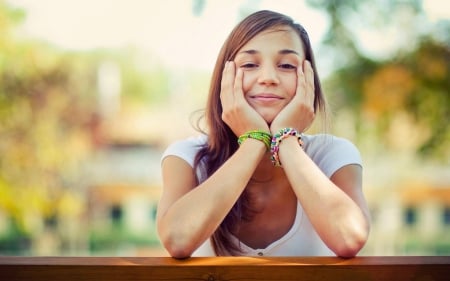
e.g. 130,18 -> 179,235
193,10 -> 327,255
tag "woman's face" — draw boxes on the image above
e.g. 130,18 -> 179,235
233,26 -> 305,124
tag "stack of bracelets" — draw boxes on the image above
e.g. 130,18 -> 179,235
237,130 -> 272,151
237,128 -> 304,167
270,128 -> 304,167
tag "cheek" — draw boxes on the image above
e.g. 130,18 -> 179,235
241,72 -> 255,93
283,75 -> 297,98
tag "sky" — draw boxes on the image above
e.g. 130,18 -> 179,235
8,0 -> 326,70
7,0 -> 449,73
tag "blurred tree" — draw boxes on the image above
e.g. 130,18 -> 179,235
307,0 -> 449,161
403,38 -> 449,159
0,1 -> 95,252
0,0 -> 172,254
192,0 -> 206,17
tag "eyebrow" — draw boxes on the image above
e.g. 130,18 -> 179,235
237,49 -> 300,56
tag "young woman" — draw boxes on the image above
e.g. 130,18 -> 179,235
157,10 -> 370,258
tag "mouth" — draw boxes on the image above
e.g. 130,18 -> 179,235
249,93 -> 283,101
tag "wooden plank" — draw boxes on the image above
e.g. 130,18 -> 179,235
0,256 -> 449,281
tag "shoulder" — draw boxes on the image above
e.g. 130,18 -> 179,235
161,134 -> 208,167
303,134 -> 360,156
303,134 -> 362,178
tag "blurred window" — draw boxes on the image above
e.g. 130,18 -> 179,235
443,206 -> 450,226
110,204 -> 123,224
404,206 -> 417,226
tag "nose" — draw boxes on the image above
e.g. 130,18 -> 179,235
257,64 -> 279,85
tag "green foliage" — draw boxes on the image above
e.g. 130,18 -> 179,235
310,0 -> 449,161
0,1 -> 171,248
326,37 -> 449,161
89,224 -> 160,254
403,38 -> 450,159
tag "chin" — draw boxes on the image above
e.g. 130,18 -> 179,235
255,109 -> 278,125
263,116 -> 275,125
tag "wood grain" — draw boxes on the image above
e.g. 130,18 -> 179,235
1,256 -> 449,281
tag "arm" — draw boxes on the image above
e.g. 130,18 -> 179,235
157,62 -> 268,258
270,61 -> 370,257
157,139 -> 266,258
278,137 -> 370,257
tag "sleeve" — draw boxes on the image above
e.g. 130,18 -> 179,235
304,134 -> 362,178
160,135 -> 208,182
161,138 -> 199,167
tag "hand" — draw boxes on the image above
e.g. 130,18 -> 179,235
270,60 -> 316,133
220,61 -> 269,136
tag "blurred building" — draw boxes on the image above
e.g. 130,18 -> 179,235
362,165 -> 450,255
84,139 -> 164,256
80,62 -> 167,256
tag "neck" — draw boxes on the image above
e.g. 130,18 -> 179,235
249,152 -> 284,184
244,155 -> 293,213
250,152 -> 277,180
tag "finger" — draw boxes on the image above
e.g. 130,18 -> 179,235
233,65 -> 244,101
303,60 -> 315,93
301,61 -> 315,108
221,61 -> 232,92
220,61 -> 235,103
296,62 -> 306,96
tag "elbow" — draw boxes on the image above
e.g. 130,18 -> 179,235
334,239 -> 366,258
334,223 -> 370,258
165,243 -> 193,259
158,228 -> 197,259
161,238 -> 194,259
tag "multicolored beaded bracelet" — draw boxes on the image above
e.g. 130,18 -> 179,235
238,130 -> 272,151
270,128 -> 304,167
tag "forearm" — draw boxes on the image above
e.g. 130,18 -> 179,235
158,139 -> 266,257
278,137 -> 369,257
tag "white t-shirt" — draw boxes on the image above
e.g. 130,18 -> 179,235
161,134 -> 362,256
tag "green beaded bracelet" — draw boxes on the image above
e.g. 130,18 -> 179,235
238,130 -> 272,151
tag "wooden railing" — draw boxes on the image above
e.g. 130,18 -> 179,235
1,256 -> 449,281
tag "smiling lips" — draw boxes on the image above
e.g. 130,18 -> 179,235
249,93 -> 283,103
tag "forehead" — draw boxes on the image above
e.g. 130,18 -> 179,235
238,26 -> 305,56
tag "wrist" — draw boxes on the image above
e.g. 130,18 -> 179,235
237,129 -> 272,151
270,128 -> 304,167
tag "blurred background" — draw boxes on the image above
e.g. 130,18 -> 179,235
0,0 -> 448,256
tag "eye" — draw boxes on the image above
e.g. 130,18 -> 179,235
279,63 -> 297,70
240,62 -> 259,69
